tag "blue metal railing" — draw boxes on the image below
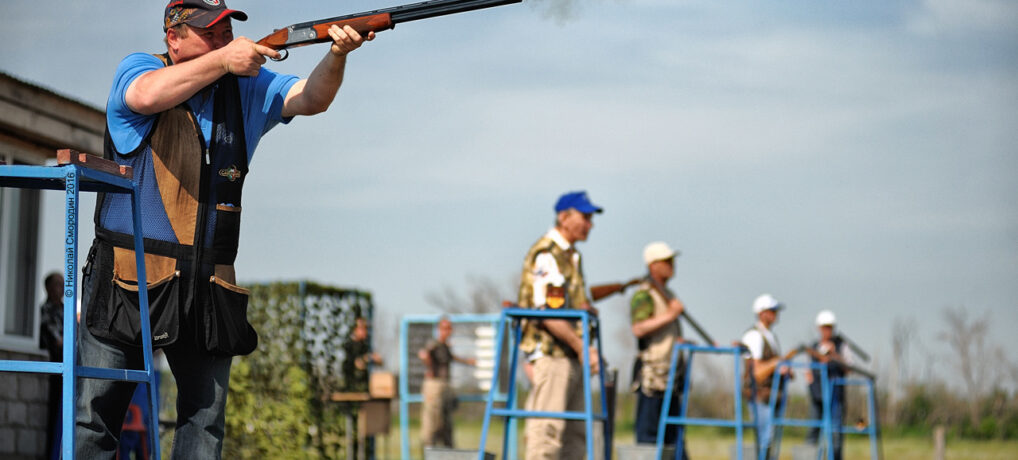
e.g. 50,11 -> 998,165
657,344 -> 758,460
767,358 -> 882,460
399,313 -> 514,459
0,159 -> 161,459
477,308 -> 611,460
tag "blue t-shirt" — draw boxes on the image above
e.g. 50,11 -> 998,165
106,52 -> 299,164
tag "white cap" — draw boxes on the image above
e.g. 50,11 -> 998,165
816,310 -> 836,326
643,242 -> 678,265
752,293 -> 784,314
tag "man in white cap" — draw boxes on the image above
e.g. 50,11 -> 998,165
629,242 -> 688,457
805,310 -> 851,460
741,293 -> 790,460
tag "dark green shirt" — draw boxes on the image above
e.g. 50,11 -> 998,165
630,289 -> 655,324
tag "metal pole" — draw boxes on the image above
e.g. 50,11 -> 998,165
735,350 -> 745,460
61,166 -> 79,459
822,365 -> 833,460
399,318 -> 411,460
501,320 -> 523,458
476,311 -> 507,460
677,350 -> 696,460
130,172 -> 162,460
581,313 -> 595,459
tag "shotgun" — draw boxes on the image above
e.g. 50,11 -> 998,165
589,278 -> 642,302
645,275 -> 717,346
835,333 -> 871,362
800,343 -> 876,380
256,0 -> 523,60
589,276 -> 717,345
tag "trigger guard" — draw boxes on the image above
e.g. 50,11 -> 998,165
271,49 -> 289,62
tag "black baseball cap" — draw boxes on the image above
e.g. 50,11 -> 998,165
164,0 -> 247,32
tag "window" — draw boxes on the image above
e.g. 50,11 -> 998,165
0,153 -> 41,351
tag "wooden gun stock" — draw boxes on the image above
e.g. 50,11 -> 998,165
589,278 -> 642,302
256,14 -> 394,52
752,345 -> 806,384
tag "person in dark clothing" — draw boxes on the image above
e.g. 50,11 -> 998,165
805,310 -> 851,460
341,316 -> 382,459
39,272 -> 64,460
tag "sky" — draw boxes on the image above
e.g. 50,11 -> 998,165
3,0 -> 1016,391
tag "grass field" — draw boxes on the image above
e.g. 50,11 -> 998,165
383,403 -> 1018,460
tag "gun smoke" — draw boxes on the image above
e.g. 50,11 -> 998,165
530,0 -> 622,24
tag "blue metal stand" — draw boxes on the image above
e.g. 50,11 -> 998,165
829,376 -> 881,460
399,313 -> 515,460
0,154 -> 161,459
766,360 -> 835,460
658,344 -> 758,460
767,360 -> 882,460
477,308 -> 611,460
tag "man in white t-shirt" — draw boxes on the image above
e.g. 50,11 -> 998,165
741,293 -> 791,460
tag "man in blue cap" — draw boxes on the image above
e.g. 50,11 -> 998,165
517,190 -> 602,459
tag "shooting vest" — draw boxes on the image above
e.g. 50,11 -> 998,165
742,324 -> 778,402
85,53 -> 256,356
517,234 -> 588,358
809,336 -> 846,402
635,281 -> 683,395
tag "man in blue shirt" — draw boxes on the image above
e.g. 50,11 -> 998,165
76,1 -> 374,458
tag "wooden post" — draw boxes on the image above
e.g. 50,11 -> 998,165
933,425 -> 946,460
56,149 -> 132,178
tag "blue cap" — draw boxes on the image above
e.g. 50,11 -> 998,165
554,191 -> 603,214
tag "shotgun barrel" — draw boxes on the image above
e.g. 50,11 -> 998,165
645,276 -> 717,346
589,278 -> 642,302
257,0 -> 522,53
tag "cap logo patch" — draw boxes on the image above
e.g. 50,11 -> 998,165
165,7 -> 196,30
203,0 -> 222,5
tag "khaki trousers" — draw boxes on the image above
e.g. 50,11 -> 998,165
525,356 -> 585,460
421,377 -> 454,447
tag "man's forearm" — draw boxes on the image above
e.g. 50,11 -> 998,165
127,49 -> 229,115
632,312 -> 679,339
543,319 -> 583,355
283,51 -> 346,117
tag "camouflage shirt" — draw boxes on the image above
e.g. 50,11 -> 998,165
517,229 -> 588,358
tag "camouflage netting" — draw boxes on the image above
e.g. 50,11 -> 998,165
222,281 -> 373,459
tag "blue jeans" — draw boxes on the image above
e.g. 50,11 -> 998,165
752,401 -> 773,460
75,265 -> 234,459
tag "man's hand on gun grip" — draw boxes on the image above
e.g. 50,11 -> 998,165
220,38 -> 274,76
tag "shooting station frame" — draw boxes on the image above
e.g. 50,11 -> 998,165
767,357 -> 882,460
399,313 -> 516,459
658,344 -> 758,460
0,151 -> 162,459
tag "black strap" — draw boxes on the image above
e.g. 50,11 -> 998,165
95,227 -> 237,265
